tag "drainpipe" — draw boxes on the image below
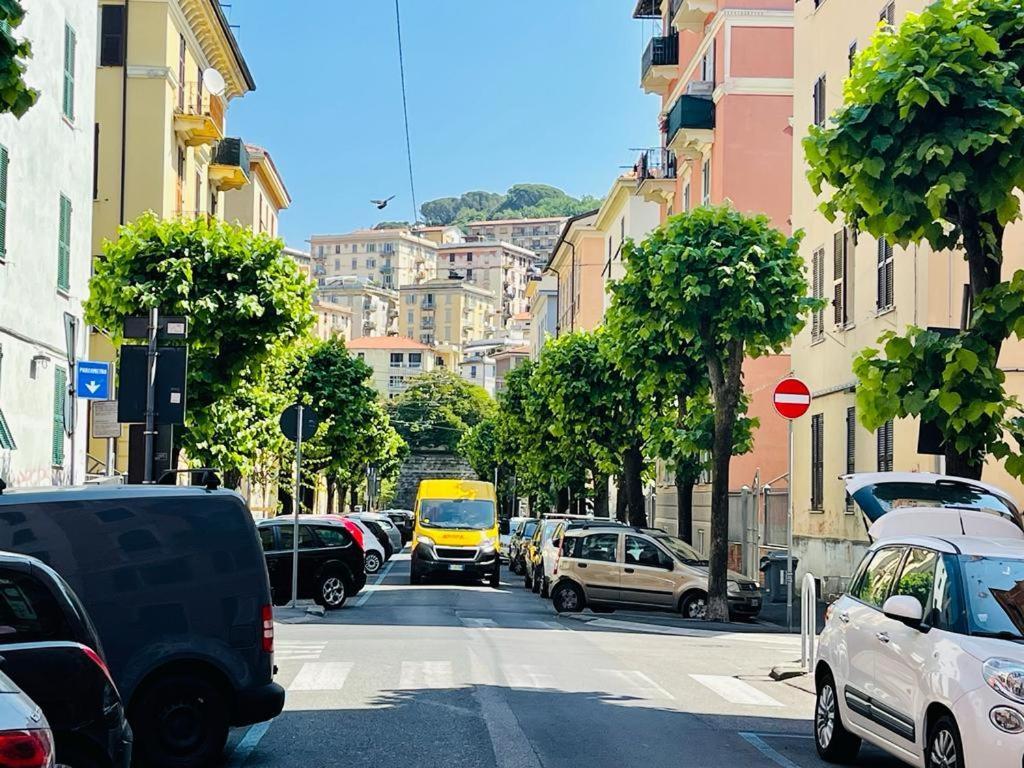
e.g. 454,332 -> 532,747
118,0 -> 130,226
565,240 -> 577,334
547,265 -> 562,338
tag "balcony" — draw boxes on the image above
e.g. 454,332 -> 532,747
641,33 -> 679,95
173,86 -> 225,147
421,318 -> 435,330
665,95 -> 714,155
671,0 -> 716,35
421,300 -> 435,310
380,264 -> 393,274
635,148 -> 677,206
208,138 -> 251,191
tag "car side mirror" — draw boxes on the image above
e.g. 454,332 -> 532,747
552,537 -> 561,549
882,595 -> 924,628
664,560 -> 674,571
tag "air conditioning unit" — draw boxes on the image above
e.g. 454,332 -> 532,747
687,80 -> 714,97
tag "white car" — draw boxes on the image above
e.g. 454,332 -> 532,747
0,668 -> 54,768
815,473 -> 1024,768
345,518 -> 388,574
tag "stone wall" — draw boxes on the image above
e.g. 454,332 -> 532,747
394,450 -> 478,510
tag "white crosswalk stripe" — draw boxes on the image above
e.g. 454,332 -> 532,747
526,620 -> 565,631
690,674 -> 783,707
460,617 -> 498,629
600,669 -> 675,700
289,661 -> 353,691
399,661 -> 454,689
275,642 -> 327,661
502,664 -> 555,689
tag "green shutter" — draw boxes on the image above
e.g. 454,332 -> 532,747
0,406 -> 15,451
52,367 -> 66,466
57,195 -> 71,291
62,24 -> 76,121
0,145 -> 9,258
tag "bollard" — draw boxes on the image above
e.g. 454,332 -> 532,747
800,572 -> 817,671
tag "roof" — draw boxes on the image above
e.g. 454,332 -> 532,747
245,144 -> 291,209
632,0 -> 660,18
346,335 -> 431,351
494,346 -> 530,358
545,209 -> 601,270
437,240 -> 536,256
0,485 -> 240,505
206,0 -> 256,93
512,312 -> 530,321
466,217 -> 569,227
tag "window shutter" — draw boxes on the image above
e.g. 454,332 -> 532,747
62,25 -> 76,121
876,419 -> 894,472
812,247 -> 824,340
0,145 -> 8,258
52,366 -> 67,467
57,195 -> 71,291
877,236 -> 894,310
833,229 -> 845,325
846,407 -> 856,511
885,239 -> 894,308
811,414 -> 824,510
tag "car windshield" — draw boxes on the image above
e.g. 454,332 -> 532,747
654,535 -> 709,566
961,555 -> 1024,640
520,520 -> 538,537
853,481 -> 1020,525
419,499 -> 495,530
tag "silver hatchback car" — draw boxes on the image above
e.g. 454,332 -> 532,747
0,668 -> 55,768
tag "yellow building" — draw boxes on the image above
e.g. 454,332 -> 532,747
89,0 -> 255,474
223,144 -> 290,236
313,301 -> 353,342
347,336 -> 438,399
790,0 -> 1024,591
397,279 -> 495,348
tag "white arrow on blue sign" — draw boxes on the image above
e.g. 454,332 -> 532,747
75,360 -> 112,400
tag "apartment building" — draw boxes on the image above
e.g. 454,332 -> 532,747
283,246 -> 314,280
412,225 -> 464,246
0,0 -> 97,487
464,217 -> 566,264
397,279 -> 495,348
223,143 -> 290,236
310,228 -> 437,290
547,211 -> 603,334
313,301 -> 352,342
493,346 -> 530,394
526,275 -> 557,359
789,0 -> 1024,589
348,336 -> 437,399
436,241 -> 534,323
315,276 -> 398,340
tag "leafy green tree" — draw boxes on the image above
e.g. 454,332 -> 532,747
0,0 -> 37,118
616,206 -> 814,621
460,416 -> 499,481
373,220 -> 410,230
805,0 -> 1024,478
418,185 -> 600,227
85,214 -> 314,480
387,369 -> 494,452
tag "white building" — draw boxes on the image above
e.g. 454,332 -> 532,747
347,335 -> 437,398
526,274 -> 557,360
0,0 -> 96,487
436,240 -> 535,324
315,276 -> 398,339
310,228 -> 437,290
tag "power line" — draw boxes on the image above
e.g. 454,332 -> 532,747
394,0 -> 418,224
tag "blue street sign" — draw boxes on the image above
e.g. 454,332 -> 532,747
75,360 -> 111,400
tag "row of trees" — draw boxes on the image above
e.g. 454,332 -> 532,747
84,214 -> 407,510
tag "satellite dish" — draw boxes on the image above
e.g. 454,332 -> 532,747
202,68 -> 226,96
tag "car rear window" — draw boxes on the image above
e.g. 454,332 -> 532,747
313,526 -> 353,548
0,569 -> 73,643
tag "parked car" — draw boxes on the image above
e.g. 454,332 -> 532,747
343,518 -> 387,573
538,519 -> 630,598
0,483 -> 284,768
382,509 -> 414,545
549,525 -> 763,619
347,513 -> 402,555
524,519 -> 562,593
257,518 -> 366,610
509,518 -> 538,575
814,478 -> 1024,768
0,551 -> 131,768
501,516 -> 529,560
0,668 -> 55,768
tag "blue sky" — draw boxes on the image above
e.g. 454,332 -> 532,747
224,1 -> 662,249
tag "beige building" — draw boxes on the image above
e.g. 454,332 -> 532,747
310,228 -> 437,290
790,0 -> 1024,591
465,217 -> 566,264
283,247 -> 314,280
494,346 -> 530,394
526,275 -> 557,359
436,241 -> 534,323
397,279 -> 495,348
223,144 -> 290,236
412,225 -> 464,246
546,211 -> 603,334
315,277 -> 398,340
313,301 -> 352,342
347,335 -> 437,399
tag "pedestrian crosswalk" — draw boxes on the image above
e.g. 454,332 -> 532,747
275,642 -> 327,661
289,662 -> 353,691
690,674 -> 783,707
399,661 -> 453,689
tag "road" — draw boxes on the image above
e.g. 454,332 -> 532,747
225,552 -> 902,768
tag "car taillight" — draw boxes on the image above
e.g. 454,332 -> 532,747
79,644 -> 116,689
824,601 -> 834,623
262,604 -> 274,654
0,729 -> 55,768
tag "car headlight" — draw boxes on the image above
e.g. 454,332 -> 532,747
480,536 -> 498,551
416,535 -> 435,548
985,658 -> 1024,704
727,580 -> 740,595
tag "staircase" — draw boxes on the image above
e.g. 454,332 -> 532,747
394,450 -> 477,509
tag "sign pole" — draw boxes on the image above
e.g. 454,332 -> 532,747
290,403 -> 304,608
142,307 -> 159,484
786,418 -> 794,633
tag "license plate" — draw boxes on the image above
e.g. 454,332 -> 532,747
752,598 -> 761,607
449,564 -> 465,572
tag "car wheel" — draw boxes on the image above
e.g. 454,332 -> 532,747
680,592 -> 708,620
926,715 -> 964,768
814,670 -> 861,763
315,572 -> 347,609
552,581 -> 585,613
489,566 -> 500,589
131,672 -> 228,768
364,552 -> 383,574
540,577 -> 550,599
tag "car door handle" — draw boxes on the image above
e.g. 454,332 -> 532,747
839,612 -> 850,624
624,567 -> 635,574
876,632 -> 890,643
578,563 -> 588,569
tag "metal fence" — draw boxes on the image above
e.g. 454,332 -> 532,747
763,489 -> 789,548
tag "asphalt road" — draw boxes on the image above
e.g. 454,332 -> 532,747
223,551 -> 903,768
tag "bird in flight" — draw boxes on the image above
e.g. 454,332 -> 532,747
371,195 -> 396,210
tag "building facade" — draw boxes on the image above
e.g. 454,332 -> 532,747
464,217 -> 566,265
311,228 -> 437,290
397,279 -> 495,348
547,211 -> 604,334
223,143 -> 290,236
315,276 -> 398,340
412,225 -> 464,246
436,241 -> 534,323
526,275 -> 558,359
313,301 -> 352,342
0,0 -> 98,487
347,335 -> 437,399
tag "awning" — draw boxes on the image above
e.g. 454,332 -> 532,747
0,407 -> 15,450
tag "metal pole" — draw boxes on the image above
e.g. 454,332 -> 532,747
289,404 -> 304,608
142,307 -> 159,484
106,435 -> 116,478
786,419 -> 794,632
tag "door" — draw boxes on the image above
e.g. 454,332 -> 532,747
572,532 -> 621,602
258,526 -> 285,601
276,524 -> 319,599
620,535 -> 676,607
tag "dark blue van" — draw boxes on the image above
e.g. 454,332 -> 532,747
0,484 -> 284,768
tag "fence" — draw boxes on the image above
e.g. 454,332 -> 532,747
763,489 -> 789,548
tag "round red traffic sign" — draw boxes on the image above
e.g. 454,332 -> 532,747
773,378 -> 811,420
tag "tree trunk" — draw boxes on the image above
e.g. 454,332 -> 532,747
623,443 -> 646,527
326,478 -> 335,515
593,473 -> 610,518
556,487 -> 569,514
676,473 -> 695,544
615,473 -> 627,522
349,485 -> 359,511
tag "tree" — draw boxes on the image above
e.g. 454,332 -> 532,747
617,206 -> 814,621
417,185 -> 601,227
0,0 -> 38,118
460,416 -> 499,482
85,214 -> 314,479
387,369 -> 494,452
804,0 -> 1024,478
374,220 -> 410,230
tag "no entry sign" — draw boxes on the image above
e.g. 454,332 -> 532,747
773,378 -> 811,420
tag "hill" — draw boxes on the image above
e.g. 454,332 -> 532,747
418,184 -> 601,227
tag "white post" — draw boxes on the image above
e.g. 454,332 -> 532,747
801,572 -> 817,671
289,404 -> 304,608
786,419 -> 794,631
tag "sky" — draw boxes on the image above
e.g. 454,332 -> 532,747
224,0 -> 663,249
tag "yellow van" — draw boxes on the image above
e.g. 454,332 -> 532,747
411,479 -> 500,587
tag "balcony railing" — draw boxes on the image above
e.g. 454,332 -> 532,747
213,137 -> 250,172
665,95 -> 715,143
636,148 -> 677,186
642,33 -> 679,77
173,85 -> 225,146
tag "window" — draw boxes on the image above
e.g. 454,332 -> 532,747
701,157 -> 711,205
351,258 -> 357,269
466,268 -> 473,280
406,310 -> 413,325
57,195 -> 71,291
576,533 -> 619,563
810,414 -> 824,511
52,366 -> 66,466
700,38 -> 716,84
846,407 -> 856,513
449,253 -> 455,263
335,245 -> 341,254
351,244 -> 357,253
390,352 -> 404,366
388,375 -> 405,389
894,547 -> 938,612
811,246 -> 824,341
317,245 -> 324,257
470,365 -> 478,378
99,5 -> 125,66
258,527 -> 275,551
833,227 -> 853,327
175,147 -> 184,215
683,183 -> 691,212
367,243 -> 376,253
625,536 -> 672,569
367,258 -> 376,268
62,24 -> 76,121
420,333 -> 433,344
409,352 -> 422,368
880,1 -> 895,26
177,34 -> 185,111
313,526 -> 352,548
0,570 -> 72,643
279,525 -> 316,551
466,253 -> 473,263
851,546 -> 905,608
813,75 -> 826,128
877,419 -> 894,471
877,236 -> 894,310
0,144 -> 8,258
